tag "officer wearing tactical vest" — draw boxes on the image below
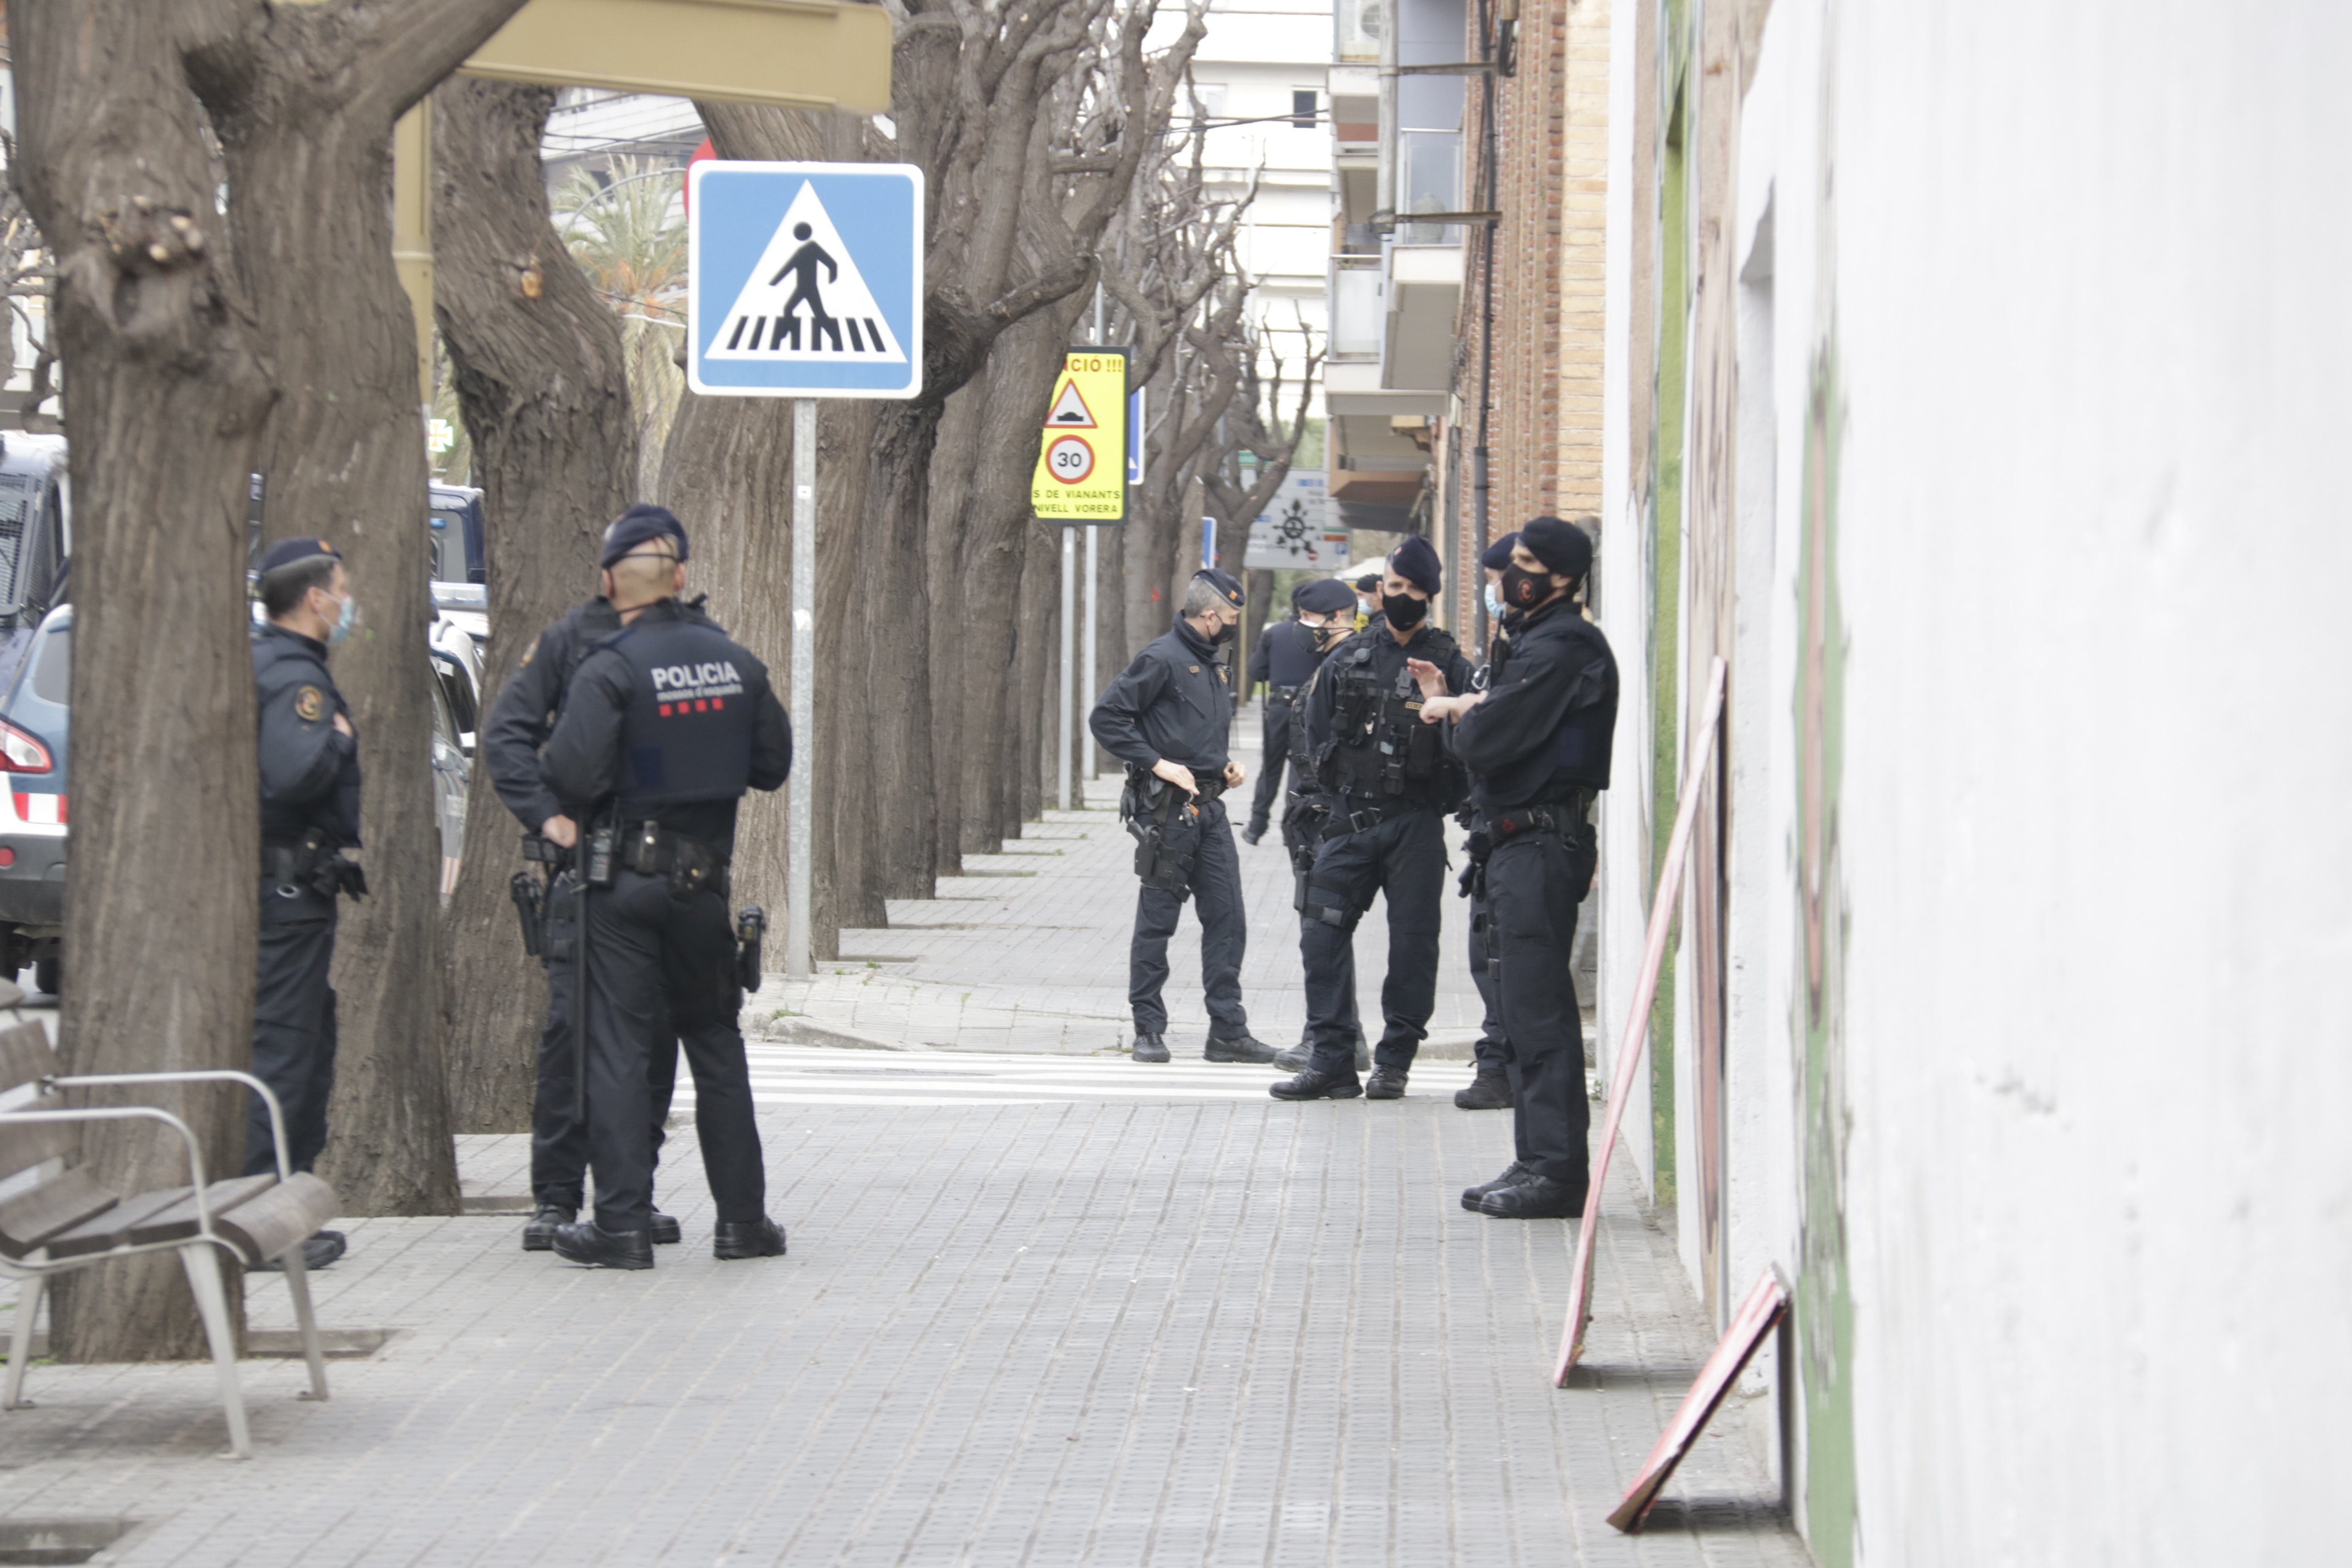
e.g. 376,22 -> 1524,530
483,505 -> 702,1254
1088,568 -> 1277,1066
1242,576 -> 1357,845
1270,536 -> 1474,1102
248,537 -> 369,1272
1453,530 -> 1523,1113
537,514 -> 793,1269
1412,516 -> 1618,1219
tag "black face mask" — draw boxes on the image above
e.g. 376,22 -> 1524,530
1381,592 -> 1428,630
1211,617 -> 1239,646
1499,563 -> 1549,612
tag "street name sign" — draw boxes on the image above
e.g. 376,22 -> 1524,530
688,161 -> 925,399
1032,349 -> 1130,521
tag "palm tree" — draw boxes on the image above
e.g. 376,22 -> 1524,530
554,157 -> 688,497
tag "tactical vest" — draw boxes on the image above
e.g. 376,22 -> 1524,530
605,613 -> 758,816
1317,628 -> 1467,808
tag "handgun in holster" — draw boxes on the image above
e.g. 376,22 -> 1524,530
1121,769 -> 1196,899
735,905 -> 767,992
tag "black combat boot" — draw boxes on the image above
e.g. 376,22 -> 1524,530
1273,1040 -> 1311,1071
1205,1033 -> 1278,1064
1268,1066 -> 1363,1101
1241,824 -> 1266,845
714,1217 -> 788,1260
1353,1035 -> 1371,1074
551,1221 -> 655,1270
1478,1173 -> 1589,1220
1133,1033 -> 1170,1063
651,1210 -> 683,1245
1453,1069 -> 1514,1110
1460,1162 -> 1529,1211
1364,1066 -> 1408,1099
522,1204 -> 575,1253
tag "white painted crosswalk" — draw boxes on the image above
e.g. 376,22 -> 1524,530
679,1042 -> 1480,1108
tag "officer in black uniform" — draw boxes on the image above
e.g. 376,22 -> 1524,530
1455,531 -> 1522,1112
1242,577 -> 1355,843
1270,536 -> 1474,1102
537,515 -> 793,1269
1415,516 -> 1617,1218
248,538 -> 368,1271
1088,568 -> 1276,1066
482,505 -> 698,1253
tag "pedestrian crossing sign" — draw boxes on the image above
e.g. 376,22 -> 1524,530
688,161 -> 924,399
1032,349 -> 1129,522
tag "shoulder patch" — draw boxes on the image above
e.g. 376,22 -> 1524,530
295,685 -> 326,722
519,643 -> 536,669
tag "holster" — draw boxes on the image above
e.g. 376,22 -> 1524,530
735,905 -> 767,992
1458,827 -> 1493,900
262,832 -> 366,902
509,872 -> 547,957
1123,770 -> 1196,899
625,820 -> 729,900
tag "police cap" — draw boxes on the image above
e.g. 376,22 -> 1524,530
600,504 -> 691,569
258,537 -> 342,575
1391,534 -> 1442,595
1521,515 -> 1594,582
1193,568 -> 1244,609
1294,578 -> 1356,616
1479,531 -> 1521,572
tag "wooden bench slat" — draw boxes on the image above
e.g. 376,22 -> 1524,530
0,1019 -> 55,1095
44,1186 -> 190,1260
0,1095 -> 78,1184
214,1173 -> 338,1265
0,1167 -> 119,1260
124,1174 -> 281,1248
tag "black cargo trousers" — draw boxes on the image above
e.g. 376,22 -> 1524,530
1483,822 -> 1597,1186
244,878 -> 339,1177
1299,802 -> 1446,1076
531,868 -> 682,1211
579,868 -> 766,1234
1129,793 -> 1250,1039
1245,689 -> 1299,835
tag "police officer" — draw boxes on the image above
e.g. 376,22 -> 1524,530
1242,577 -> 1356,845
1414,516 -> 1617,1218
1270,536 -> 1473,1102
1455,531 -> 1522,1112
482,505 -> 697,1253
537,515 -> 793,1268
1088,568 -> 1276,1066
248,538 -> 368,1271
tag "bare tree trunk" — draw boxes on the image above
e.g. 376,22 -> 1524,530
191,0 -> 532,1216
11,0 -> 277,1361
432,78 -> 636,1132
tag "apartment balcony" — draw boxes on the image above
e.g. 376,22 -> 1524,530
1329,254 -> 1384,363
1381,242 -> 1462,391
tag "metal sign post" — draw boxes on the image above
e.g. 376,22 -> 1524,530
1033,348 -> 1130,812
787,398 -> 816,976
687,160 -> 924,978
1059,532 -> 1076,810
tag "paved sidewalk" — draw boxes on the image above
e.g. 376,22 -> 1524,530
749,705 -> 1552,1061
0,707 -> 1807,1566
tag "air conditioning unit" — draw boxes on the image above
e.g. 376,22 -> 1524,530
1336,0 -> 1381,62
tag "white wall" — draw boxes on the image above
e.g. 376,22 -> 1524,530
1607,1 -> 2352,1561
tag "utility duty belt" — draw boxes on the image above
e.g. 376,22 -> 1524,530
1121,765 -> 1219,899
1268,683 -> 1304,704
620,820 -> 729,899
262,833 -> 367,902
1329,792 -> 1441,836
1487,791 -> 1596,844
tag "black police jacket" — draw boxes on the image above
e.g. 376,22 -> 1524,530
484,595 -> 727,834
1452,594 -> 1618,810
1088,616 -> 1234,773
1302,616 -> 1475,809
537,598 -> 791,856
1248,618 -> 1331,691
253,622 -> 361,847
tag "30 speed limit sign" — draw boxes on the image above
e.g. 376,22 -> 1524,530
1044,435 -> 1094,485
1031,347 -> 1128,522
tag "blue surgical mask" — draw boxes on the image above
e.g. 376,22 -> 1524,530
1484,584 -> 1504,619
326,591 -> 357,646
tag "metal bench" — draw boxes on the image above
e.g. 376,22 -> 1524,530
0,989 -> 339,1457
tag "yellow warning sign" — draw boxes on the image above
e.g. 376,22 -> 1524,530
1032,348 -> 1128,522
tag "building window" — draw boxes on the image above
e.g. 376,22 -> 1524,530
1292,90 -> 1317,129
